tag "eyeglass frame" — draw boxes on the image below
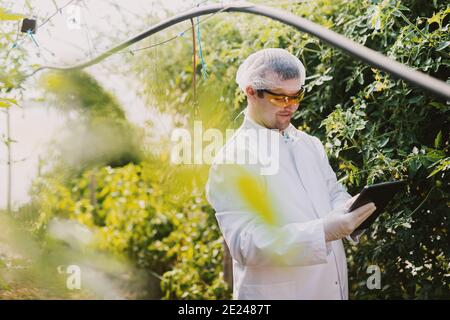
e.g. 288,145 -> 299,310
256,87 -> 305,107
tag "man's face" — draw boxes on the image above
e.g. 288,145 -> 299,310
246,78 -> 301,131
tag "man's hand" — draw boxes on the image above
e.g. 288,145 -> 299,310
323,202 -> 376,242
344,193 -> 360,211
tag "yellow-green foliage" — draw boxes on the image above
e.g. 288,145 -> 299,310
130,0 -> 450,299
31,161 -> 231,299
0,7 -> 23,21
22,0 -> 450,300
40,70 -> 143,169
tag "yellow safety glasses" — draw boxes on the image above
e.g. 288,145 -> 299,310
257,88 -> 305,108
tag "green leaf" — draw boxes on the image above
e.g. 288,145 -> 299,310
357,72 -> 364,85
427,158 -> 450,178
0,98 -> 19,108
436,41 -> 450,51
408,95 -> 423,104
379,137 -> 389,148
428,101 -> 446,110
427,12 -> 441,26
408,158 -> 422,177
0,8 -> 24,21
434,131 -> 442,149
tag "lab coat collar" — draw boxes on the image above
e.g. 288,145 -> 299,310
241,107 -> 328,219
241,107 -> 301,142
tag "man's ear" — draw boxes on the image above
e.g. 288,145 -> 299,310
245,86 -> 256,97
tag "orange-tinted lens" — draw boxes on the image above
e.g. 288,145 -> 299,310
265,88 -> 304,107
269,96 -> 302,107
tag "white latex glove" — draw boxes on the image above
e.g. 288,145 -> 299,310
344,193 -> 360,211
323,202 -> 376,242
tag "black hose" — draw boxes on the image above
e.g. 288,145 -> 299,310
27,2 -> 450,100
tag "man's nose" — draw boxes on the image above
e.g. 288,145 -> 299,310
283,102 -> 297,110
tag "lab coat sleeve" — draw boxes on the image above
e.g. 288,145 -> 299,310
311,136 -> 365,244
310,136 -> 352,211
206,163 -> 329,267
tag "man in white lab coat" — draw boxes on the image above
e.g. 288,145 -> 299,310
205,48 -> 376,300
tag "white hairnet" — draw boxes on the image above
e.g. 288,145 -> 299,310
236,48 -> 306,92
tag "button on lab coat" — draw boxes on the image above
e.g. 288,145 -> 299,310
206,112 -> 355,300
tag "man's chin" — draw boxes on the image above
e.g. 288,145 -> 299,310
276,116 -> 291,130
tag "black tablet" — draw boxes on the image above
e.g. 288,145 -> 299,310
348,180 -> 406,231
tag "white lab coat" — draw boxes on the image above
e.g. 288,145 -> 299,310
206,111 -> 355,300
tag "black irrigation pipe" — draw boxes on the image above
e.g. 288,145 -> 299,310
25,2 -> 450,100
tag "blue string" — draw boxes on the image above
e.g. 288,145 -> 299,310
196,16 -> 207,79
26,29 -> 39,48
